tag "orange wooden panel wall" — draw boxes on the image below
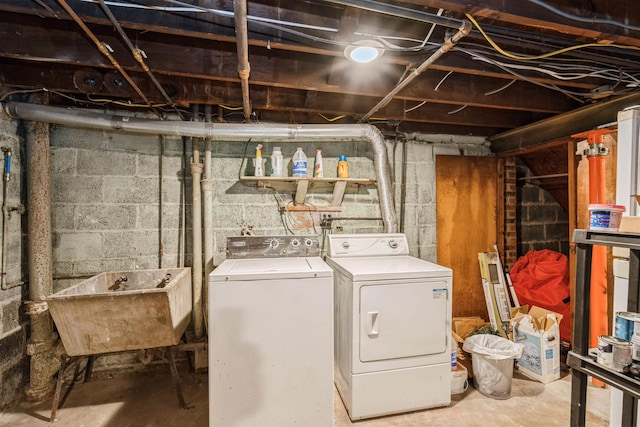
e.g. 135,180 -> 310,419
436,155 -> 498,319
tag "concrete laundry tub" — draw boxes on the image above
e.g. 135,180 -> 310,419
48,268 -> 192,356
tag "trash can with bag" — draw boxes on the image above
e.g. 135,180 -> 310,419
462,334 -> 524,399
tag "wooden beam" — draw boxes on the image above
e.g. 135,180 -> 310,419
0,18 -> 580,114
490,93 -> 640,153
401,0 -> 640,48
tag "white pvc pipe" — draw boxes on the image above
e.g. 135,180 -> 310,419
202,107 -> 214,332
4,102 -> 398,233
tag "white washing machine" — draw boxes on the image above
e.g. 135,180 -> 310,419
208,236 -> 334,427
326,233 -> 452,420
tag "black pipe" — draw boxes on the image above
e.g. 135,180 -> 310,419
323,0 -> 465,30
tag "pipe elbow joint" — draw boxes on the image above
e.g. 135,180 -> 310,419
459,19 -> 473,37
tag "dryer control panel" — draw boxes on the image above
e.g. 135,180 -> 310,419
226,235 -> 320,258
327,233 -> 409,257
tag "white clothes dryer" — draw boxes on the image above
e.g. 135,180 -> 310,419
326,233 -> 452,420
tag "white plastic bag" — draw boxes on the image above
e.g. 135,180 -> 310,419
463,334 -> 524,359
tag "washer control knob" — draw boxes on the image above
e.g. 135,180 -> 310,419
304,238 -> 313,247
269,239 -> 279,248
291,238 -> 300,247
389,239 -> 399,249
342,241 -> 350,250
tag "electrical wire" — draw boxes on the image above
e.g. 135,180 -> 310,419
420,9 -> 444,47
219,104 -> 244,111
457,41 -> 640,88
87,95 -> 167,107
470,55 -> 639,85
404,101 -> 426,113
523,0 -> 640,33
0,88 -> 48,102
484,79 -> 517,96
455,47 -> 595,102
466,13 -> 640,60
270,191 -> 294,235
447,105 -> 467,114
318,113 -> 346,122
434,71 -> 453,91
82,0 -> 443,54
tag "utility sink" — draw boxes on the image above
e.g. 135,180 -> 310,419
48,268 -> 192,356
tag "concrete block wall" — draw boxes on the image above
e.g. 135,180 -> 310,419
397,134 -> 491,261
0,112 -> 28,411
211,140 -> 385,263
50,126 -> 187,286
0,108 -> 490,408
516,160 -> 570,257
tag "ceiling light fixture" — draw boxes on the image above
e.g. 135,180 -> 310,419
344,40 -> 385,64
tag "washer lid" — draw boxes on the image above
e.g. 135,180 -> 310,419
209,256 -> 333,281
327,255 -> 451,281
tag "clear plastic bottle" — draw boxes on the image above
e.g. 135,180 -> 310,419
292,147 -> 308,177
314,148 -> 324,177
337,154 -> 349,178
270,146 -> 284,177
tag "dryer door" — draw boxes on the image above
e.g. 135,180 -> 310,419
359,281 -> 448,362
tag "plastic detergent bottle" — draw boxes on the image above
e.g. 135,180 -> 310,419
270,146 -> 284,177
292,147 -> 308,177
254,144 -> 264,177
337,154 -> 349,178
314,148 -> 324,177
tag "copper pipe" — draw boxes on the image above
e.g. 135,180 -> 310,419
56,0 -> 151,106
233,0 -> 252,123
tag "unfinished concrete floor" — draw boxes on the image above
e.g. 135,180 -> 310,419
0,366 -> 610,427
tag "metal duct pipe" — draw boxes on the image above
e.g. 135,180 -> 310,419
190,105 -> 204,341
23,120 -> 62,402
5,102 -> 397,233
233,0 -> 252,123
359,21 -> 471,122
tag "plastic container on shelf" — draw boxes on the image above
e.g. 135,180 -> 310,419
588,204 -> 625,230
314,148 -> 324,177
292,147 -> 308,177
337,154 -> 349,178
270,146 -> 284,177
254,144 -> 264,177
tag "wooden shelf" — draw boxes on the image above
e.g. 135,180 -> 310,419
240,176 -> 376,212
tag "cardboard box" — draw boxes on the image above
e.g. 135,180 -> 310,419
452,316 -> 490,378
510,306 -> 563,384
613,216 -> 640,258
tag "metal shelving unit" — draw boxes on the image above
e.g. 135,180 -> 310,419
569,229 -> 640,427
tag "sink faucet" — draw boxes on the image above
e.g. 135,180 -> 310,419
109,276 -> 128,291
156,273 -> 172,288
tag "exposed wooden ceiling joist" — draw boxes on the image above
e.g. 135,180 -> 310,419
0,0 -> 639,139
